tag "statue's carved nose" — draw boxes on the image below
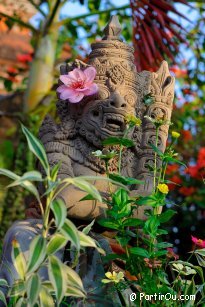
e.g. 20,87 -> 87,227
109,92 -> 127,109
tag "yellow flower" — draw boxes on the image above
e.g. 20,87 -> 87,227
157,183 -> 169,194
171,131 -> 180,139
102,271 -> 124,284
125,114 -> 142,127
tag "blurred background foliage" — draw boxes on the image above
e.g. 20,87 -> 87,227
0,0 -> 204,256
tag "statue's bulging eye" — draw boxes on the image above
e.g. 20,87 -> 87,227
123,93 -> 137,106
92,110 -> 100,117
97,87 -> 110,100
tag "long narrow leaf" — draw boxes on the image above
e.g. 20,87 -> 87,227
21,124 -> 49,176
51,198 -> 67,229
27,235 -> 46,274
39,286 -> 55,307
48,255 -> 67,303
47,234 -> 67,255
11,239 -> 26,280
27,273 -> 41,306
61,219 -> 80,251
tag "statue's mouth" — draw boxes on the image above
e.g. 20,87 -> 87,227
103,113 -> 125,132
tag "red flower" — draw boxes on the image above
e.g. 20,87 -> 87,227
166,164 -> 179,175
167,175 -> 182,191
170,66 -> 187,78
179,186 -> 196,196
197,148 -> 205,168
185,165 -> 199,179
17,53 -> 33,64
7,67 -> 18,74
181,130 -> 192,142
191,236 -> 205,248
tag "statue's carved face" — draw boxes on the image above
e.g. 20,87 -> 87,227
76,84 -> 137,147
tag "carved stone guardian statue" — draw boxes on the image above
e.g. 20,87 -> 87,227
0,15 -> 175,305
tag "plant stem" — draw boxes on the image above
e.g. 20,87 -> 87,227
0,12 -> 38,33
153,127 -> 159,192
118,144 -> 123,175
27,0 -> 47,17
57,4 -> 130,27
43,0 -> 61,35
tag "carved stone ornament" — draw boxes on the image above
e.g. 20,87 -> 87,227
39,15 -> 175,220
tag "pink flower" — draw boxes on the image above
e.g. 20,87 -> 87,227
57,67 -> 98,103
191,236 -> 205,248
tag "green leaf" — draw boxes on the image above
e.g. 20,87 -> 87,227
149,143 -> 164,157
7,178 -> 40,202
65,285 -> 86,298
137,195 -> 158,207
51,198 -> 67,229
21,124 -> 49,175
61,219 -> 80,251
51,162 -> 61,181
98,218 -> 119,230
63,264 -> 85,291
82,219 -> 95,235
113,188 -> 128,206
47,234 -> 67,255
155,242 -> 173,249
195,254 -> 205,268
0,279 -> 8,288
9,280 -> 25,297
48,255 -> 67,303
109,173 -> 144,186
11,239 -> 26,280
129,247 -> 150,258
122,218 -> 143,227
17,171 -> 42,182
27,273 -> 41,306
153,250 -> 168,257
116,235 -> 130,247
16,297 -> 27,307
144,216 -> 160,236
185,279 -> 196,299
62,177 -> 102,202
39,286 -> 54,307
0,290 -> 7,306
195,249 -> 205,257
78,231 -> 105,255
27,235 -> 46,273
164,157 -> 187,168
88,0 -> 101,11
0,168 -> 20,180
79,194 -> 97,201
158,210 -> 176,223
102,137 -> 134,148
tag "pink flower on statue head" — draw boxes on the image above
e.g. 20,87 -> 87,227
57,66 -> 98,103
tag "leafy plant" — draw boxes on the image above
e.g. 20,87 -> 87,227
0,125 -> 105,306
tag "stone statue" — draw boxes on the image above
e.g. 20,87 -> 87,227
38,15 -> 174,220
0,15 -> 175,305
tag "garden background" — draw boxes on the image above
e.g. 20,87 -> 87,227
0,0 -> 204,258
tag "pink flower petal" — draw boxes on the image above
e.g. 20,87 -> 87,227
57,84 -> 68,93
70,68 -> 85,81
69,92 -> 84,103
59,88 -> 75,100
191,236 -> 198,244
83,83 -> 98,96
84,67 -> 96,83
59,75 -> 73,85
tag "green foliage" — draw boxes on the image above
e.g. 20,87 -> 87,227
0,126 -> 105,306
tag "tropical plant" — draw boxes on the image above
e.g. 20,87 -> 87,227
0,124 -> 105,306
